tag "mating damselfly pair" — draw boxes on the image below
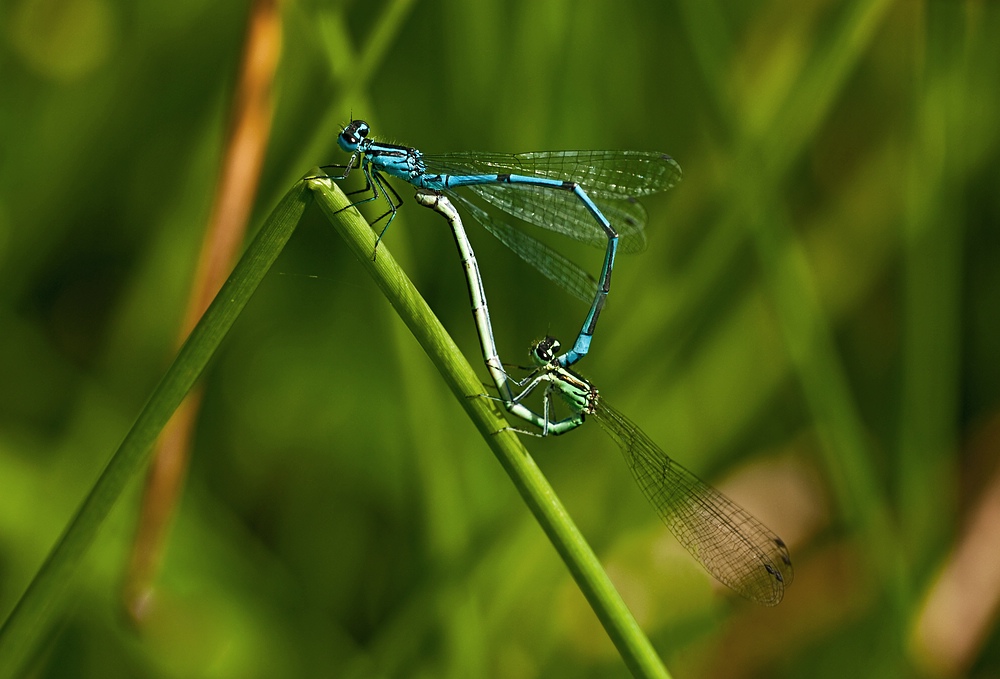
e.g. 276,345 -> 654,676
317,121 -> 793,605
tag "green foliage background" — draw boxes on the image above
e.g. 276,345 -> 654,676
2,0 -> 999,676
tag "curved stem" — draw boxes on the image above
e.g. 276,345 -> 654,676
309,175 -> 670,679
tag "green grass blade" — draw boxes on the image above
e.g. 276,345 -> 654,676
0,181 -> 310,679
308,175 -> 671,679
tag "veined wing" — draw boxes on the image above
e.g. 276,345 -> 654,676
447,192 -> 599,305
593,400 -> 793,606
469,183 -> 648,253
421,150 -> 682,199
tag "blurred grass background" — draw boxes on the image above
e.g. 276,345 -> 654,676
2,0 -> 999,677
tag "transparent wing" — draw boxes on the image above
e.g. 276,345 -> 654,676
422,150 -> 680,253
447,192 -> 599,304
468,183 -> 648,253
593,400 -> 793,606
422,150 -> 682,199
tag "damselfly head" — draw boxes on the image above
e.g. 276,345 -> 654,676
338,120 -> 371,153
531,336 -> 561,365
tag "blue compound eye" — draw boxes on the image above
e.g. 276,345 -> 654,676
338,120 -> 370,151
